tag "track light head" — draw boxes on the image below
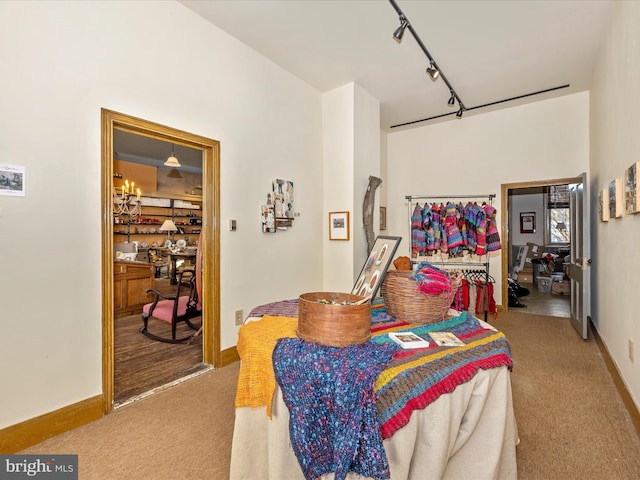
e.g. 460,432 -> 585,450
426,62 -> 440,81
393,15 -> 409,43
456,107 -> 464,119
448,91 -> 456,107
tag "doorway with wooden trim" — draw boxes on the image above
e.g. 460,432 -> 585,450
101,109 -> 221,414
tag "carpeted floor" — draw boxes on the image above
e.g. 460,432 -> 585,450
20,310 -> 640,479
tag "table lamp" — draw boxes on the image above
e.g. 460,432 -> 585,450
159,219 -> 178,241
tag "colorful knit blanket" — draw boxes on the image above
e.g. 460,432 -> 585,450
369,311 -> 512,438
273,339 -> 397,480
235,309 -> 512,440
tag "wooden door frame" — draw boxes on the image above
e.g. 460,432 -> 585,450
500,176 -> 581,312
101,109 -> 220,414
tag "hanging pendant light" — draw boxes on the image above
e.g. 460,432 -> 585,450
164,144 -> 181,167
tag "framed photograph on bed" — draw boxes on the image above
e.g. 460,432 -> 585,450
351,235 -> 402,300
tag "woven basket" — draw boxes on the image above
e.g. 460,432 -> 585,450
297,292 -> 371,347
381,270 -> 462,323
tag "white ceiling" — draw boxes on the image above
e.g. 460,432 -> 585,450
179,0 -> 615,131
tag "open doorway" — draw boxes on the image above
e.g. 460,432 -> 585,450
101,109 -> 221,414
501,177 -> 580,318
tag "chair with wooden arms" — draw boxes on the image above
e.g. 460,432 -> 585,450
139,236 -> 202,343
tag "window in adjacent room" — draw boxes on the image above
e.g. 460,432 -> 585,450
546,184 -> 570,244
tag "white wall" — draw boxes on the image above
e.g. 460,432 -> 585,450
385,92 -> 590,305
510,193 -> 545,248
0,1 -> 324,429
589,1 -> 640,411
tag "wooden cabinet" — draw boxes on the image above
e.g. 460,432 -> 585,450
114,261 -> 155,318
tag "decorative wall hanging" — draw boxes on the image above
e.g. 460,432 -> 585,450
329,211 -> 350,240
599,189 -> 609,222
0,164 -> 26,197
262,179 -> 295,233
380,206 -> 387,231
261,194 -> 276,233
519,212 -> 536,234
608,178 -> 623,219
351,235 -> 402,300
363,176 -> 383,252
624,162 -> 640,214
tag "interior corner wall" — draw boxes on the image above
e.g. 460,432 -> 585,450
384,92 -> 590,307
510,193 -> 545,247
322,83 -> 381,291
589,1 -> 640,411
0,0 -> 324,430
353,84 -> 381,280
322,84 -> 356,292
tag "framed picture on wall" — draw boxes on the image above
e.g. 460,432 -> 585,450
520,212 -> 536,234
380,206 -> 387,230
599,188 -> 610,222
625,162 -> 640,214
351,235 -> 402,300
329,211 -> 350,240
609,178 -> 623,219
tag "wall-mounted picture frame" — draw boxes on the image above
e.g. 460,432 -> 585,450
625,162 -> 640,215
519,212 -> 536,234
351,235 -> 402,300
380,206 -> 387,231
599,188 -> 609,222
609,178 -> 623,219
0,164 -> 26,197
329,211 -> 350,240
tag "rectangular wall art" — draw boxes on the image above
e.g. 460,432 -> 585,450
625,162 -> 640,214
599,189 -> 609,222
608,178 -> 623,219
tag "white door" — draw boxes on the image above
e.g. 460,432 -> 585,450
569,173 -> 591,339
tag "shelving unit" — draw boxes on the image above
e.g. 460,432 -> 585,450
114,196 -> 202,247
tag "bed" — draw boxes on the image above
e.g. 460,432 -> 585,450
229,300 -> 518,480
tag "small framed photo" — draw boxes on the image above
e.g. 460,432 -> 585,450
380,206 -> 387,231
351,235 -> 402,300
329,211 -> 350,240
520,212 -> 536,234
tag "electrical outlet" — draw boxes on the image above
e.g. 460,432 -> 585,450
235,309 -> 244,326
629,338 -> 635,363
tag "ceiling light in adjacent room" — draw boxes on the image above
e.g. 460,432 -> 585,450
164,145 -> 181,167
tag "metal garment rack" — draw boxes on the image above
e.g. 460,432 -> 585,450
406,194 -> 496,320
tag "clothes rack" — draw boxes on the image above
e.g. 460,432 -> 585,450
406,193 -> 498,321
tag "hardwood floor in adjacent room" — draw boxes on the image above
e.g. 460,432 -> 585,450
114,278 -> 208,406
512,281 -> 570,318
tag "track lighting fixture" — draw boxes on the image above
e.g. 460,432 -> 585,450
389,0 -> 466,119
426,62 -> 440,81
393,14 -> 409,43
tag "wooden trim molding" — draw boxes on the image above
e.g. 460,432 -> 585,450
591,320 -> 640,438
220,346 -> 240,367
0,395 -> 103,454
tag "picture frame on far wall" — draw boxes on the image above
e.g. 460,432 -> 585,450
351,235 -> 402,300
329,211 -> 350,240
599,188 -> 609,222
519,212 -> 536,234
380,206 -> 387,230
609,178 -> 623,219
625,162 -> 640,214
